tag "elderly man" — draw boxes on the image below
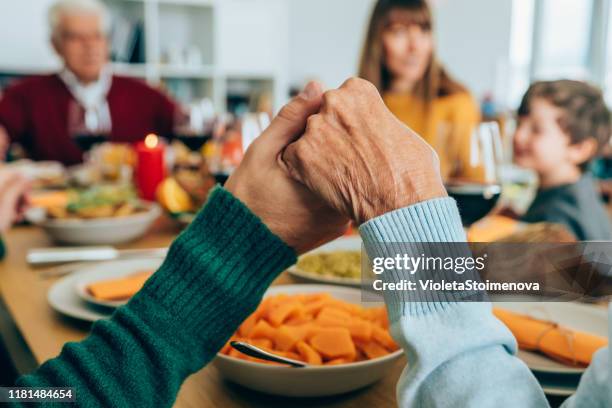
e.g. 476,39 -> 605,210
0,0 -> 176,165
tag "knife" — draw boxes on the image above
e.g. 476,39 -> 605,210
27,246 -> 168,265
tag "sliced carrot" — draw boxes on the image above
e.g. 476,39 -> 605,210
323,298 -> 364,316
370,306 -> 390,328
254,297 -> 272,321
356,340 -> 389,359
238,312 -> 259,337
309,327 -> 356,360
284,304 -> 308,325
268,301 -> 302,327
304,299 -> 328,316
296,340 -> 323,365
346,318 -> 373,342
285,313 -> 311,325
282,324 -> 313,342
315,307 -> 350,327
249,338 -> 273,351
372,325 -> 398,351
249,320 -> 276,339
278,351 -> 302,361
324,358 -> 347,365
273,326 -> 299,351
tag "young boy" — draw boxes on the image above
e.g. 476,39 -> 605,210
514,80 -> 612,240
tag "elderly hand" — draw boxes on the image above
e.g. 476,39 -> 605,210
225,82 -> 349,254
281,78 -> 447,225
0,170 -> 30,233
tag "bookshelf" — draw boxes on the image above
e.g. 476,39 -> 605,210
105,0 -> 288,113
0,0 -> 289,114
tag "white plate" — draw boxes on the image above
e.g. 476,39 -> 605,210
74,259 -> 161,308
495,302 -> 608,375
213,284 -> 402,397
541,383 -> 576,397
48,259 -> 163,321
287,237 -> 364,287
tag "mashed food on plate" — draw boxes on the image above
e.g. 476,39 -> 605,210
297,251 -> 362,279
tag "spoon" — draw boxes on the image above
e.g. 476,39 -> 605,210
229,341 -> 308,368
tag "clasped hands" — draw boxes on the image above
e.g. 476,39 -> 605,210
225,78 -> 447,254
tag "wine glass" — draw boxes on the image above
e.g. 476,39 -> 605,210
68,100 -> 111,154
241,112 -> 270,151
439,122 -> 504,226
173,98 -> 216,152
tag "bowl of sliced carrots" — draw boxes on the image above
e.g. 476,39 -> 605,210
213,284 -> 403,397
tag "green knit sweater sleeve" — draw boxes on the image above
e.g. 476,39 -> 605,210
15,186 -> 296,407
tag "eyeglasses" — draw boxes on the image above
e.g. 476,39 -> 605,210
59,30 -> 106,44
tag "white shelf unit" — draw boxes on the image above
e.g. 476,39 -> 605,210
0,0 -> 288,114
101,0 -> 289,112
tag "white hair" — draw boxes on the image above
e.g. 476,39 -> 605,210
48,0 -> 111,39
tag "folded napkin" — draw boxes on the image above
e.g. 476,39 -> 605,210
87,271 -> 153,301
493,308 -> 608,366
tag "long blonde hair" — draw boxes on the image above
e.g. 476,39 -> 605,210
359,0 -> 466,105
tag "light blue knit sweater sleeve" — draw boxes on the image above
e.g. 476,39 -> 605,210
359,197 -> 549,407
561,303 -> 612,407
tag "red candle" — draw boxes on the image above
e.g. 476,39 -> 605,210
136,134 -> 166,201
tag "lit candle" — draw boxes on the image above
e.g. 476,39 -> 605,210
136,134 -> 166,201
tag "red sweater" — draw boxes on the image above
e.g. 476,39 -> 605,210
0,74 -> 176,165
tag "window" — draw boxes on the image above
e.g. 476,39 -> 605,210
511,0 -> 612,105
532,0 -> 594,80
606,3 -> 612,104
507,0 -> 536,108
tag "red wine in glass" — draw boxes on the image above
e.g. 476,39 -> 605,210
443,121 -> 504,226
174,132 -> 213,152
73,133 -> 109,152
446,182 -> 502,226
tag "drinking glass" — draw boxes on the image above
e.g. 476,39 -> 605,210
173,98 -> 216,152
440,122 -> 504,226
68,100 -> 111,153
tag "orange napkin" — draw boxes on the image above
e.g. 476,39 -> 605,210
87,271 -> 153,301
493,308 -> 608,366
467,215 -> 520,242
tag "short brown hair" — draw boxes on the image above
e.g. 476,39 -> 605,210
518,80 -> 611,166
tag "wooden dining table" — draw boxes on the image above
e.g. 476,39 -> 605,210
0,218 -> 405,407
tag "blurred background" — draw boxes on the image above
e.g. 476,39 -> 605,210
0,0 -> 609,115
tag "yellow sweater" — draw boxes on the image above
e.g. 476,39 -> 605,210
384,92 -> 483,181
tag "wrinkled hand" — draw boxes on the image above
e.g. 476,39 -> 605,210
281,78 -> 447,225
0,170 -> 30,232
225,82 -> 349,254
